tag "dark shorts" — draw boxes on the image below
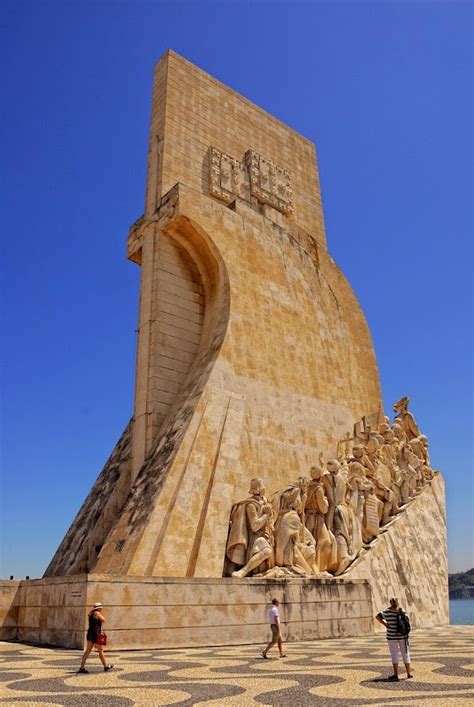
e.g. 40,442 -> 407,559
86,631 -> 99,644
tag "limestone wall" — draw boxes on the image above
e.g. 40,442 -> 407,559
347,473 -> 449,628
144,233 -> 205,451
89,576 -> 373,649
14,576 -> 88,648
92,184 -> 382,578
0,580 -> 20,640
147,51 -> 326,246
4,575 -> 373,650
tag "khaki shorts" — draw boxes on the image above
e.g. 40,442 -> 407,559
270,624 -> 281,640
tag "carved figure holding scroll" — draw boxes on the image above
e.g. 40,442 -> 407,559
225,478 -> 274,578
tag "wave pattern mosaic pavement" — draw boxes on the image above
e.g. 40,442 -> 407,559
0,626 -> 472,705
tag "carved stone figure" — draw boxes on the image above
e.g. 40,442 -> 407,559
304,465 -> 332,572
379,415 -> 391,435
305,467 -> 327,533
337,431 -> 353,461
272,484 -> 312,574
323,459 -> 347,533
339,458 -> 350,482
322,460 -> 354,574
355,438 -> 395,525
392,418 -> 407,449
419,434 -> 434,480
350,443 -> 377,477
367,432 -> 392,488
371,476 -> 394,524
346,445 -> 382,543
362,480 -> 382,542
349,443 -> 386,522
226,478 -> 274,578
397,443 -> 419,499
331,503 -> 354,574
298,525 -> 320,576
409,435 -> 433,483
419,434 -> 431,465
272,481 -> 314,575
407,437 -> 427,488
381,428 -> 403,512
381,428 -> 398,467
347,461 -> 370,556
225,400 -> 435,579
272,484 -> 301,568
393,396 -> 421,441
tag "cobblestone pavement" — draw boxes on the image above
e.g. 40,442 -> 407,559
0,625 -> 472,706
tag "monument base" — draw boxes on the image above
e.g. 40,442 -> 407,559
1,575 -> 373,649
0,475 -> 448,649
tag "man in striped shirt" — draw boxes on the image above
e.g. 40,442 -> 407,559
376,597 -> 413,681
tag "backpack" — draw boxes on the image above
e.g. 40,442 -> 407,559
397,610 -> 411,636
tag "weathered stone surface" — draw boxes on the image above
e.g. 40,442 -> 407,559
0,580 -> 20,640
44,51 -> 382,581
3,575 -> 373,649
3,576 -> 88,648
149,52 -> 324,242
224,397 -> 443,583
87,181 -> 381,578
348,473 -> 449,628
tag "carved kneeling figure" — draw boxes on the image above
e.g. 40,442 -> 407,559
225,478 -> 274,579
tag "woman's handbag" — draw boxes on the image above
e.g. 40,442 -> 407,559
96,632 -> 107,646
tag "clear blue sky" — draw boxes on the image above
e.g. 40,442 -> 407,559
1,0 -> 472,578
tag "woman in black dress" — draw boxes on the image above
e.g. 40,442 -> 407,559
78,602 -> 113,673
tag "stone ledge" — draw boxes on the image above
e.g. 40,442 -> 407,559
2,574 -> 373,649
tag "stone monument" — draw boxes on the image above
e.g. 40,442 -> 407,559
0,51 -> 448,648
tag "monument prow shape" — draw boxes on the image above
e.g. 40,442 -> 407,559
4,51 -> 446,649
45,50 -> 381,579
